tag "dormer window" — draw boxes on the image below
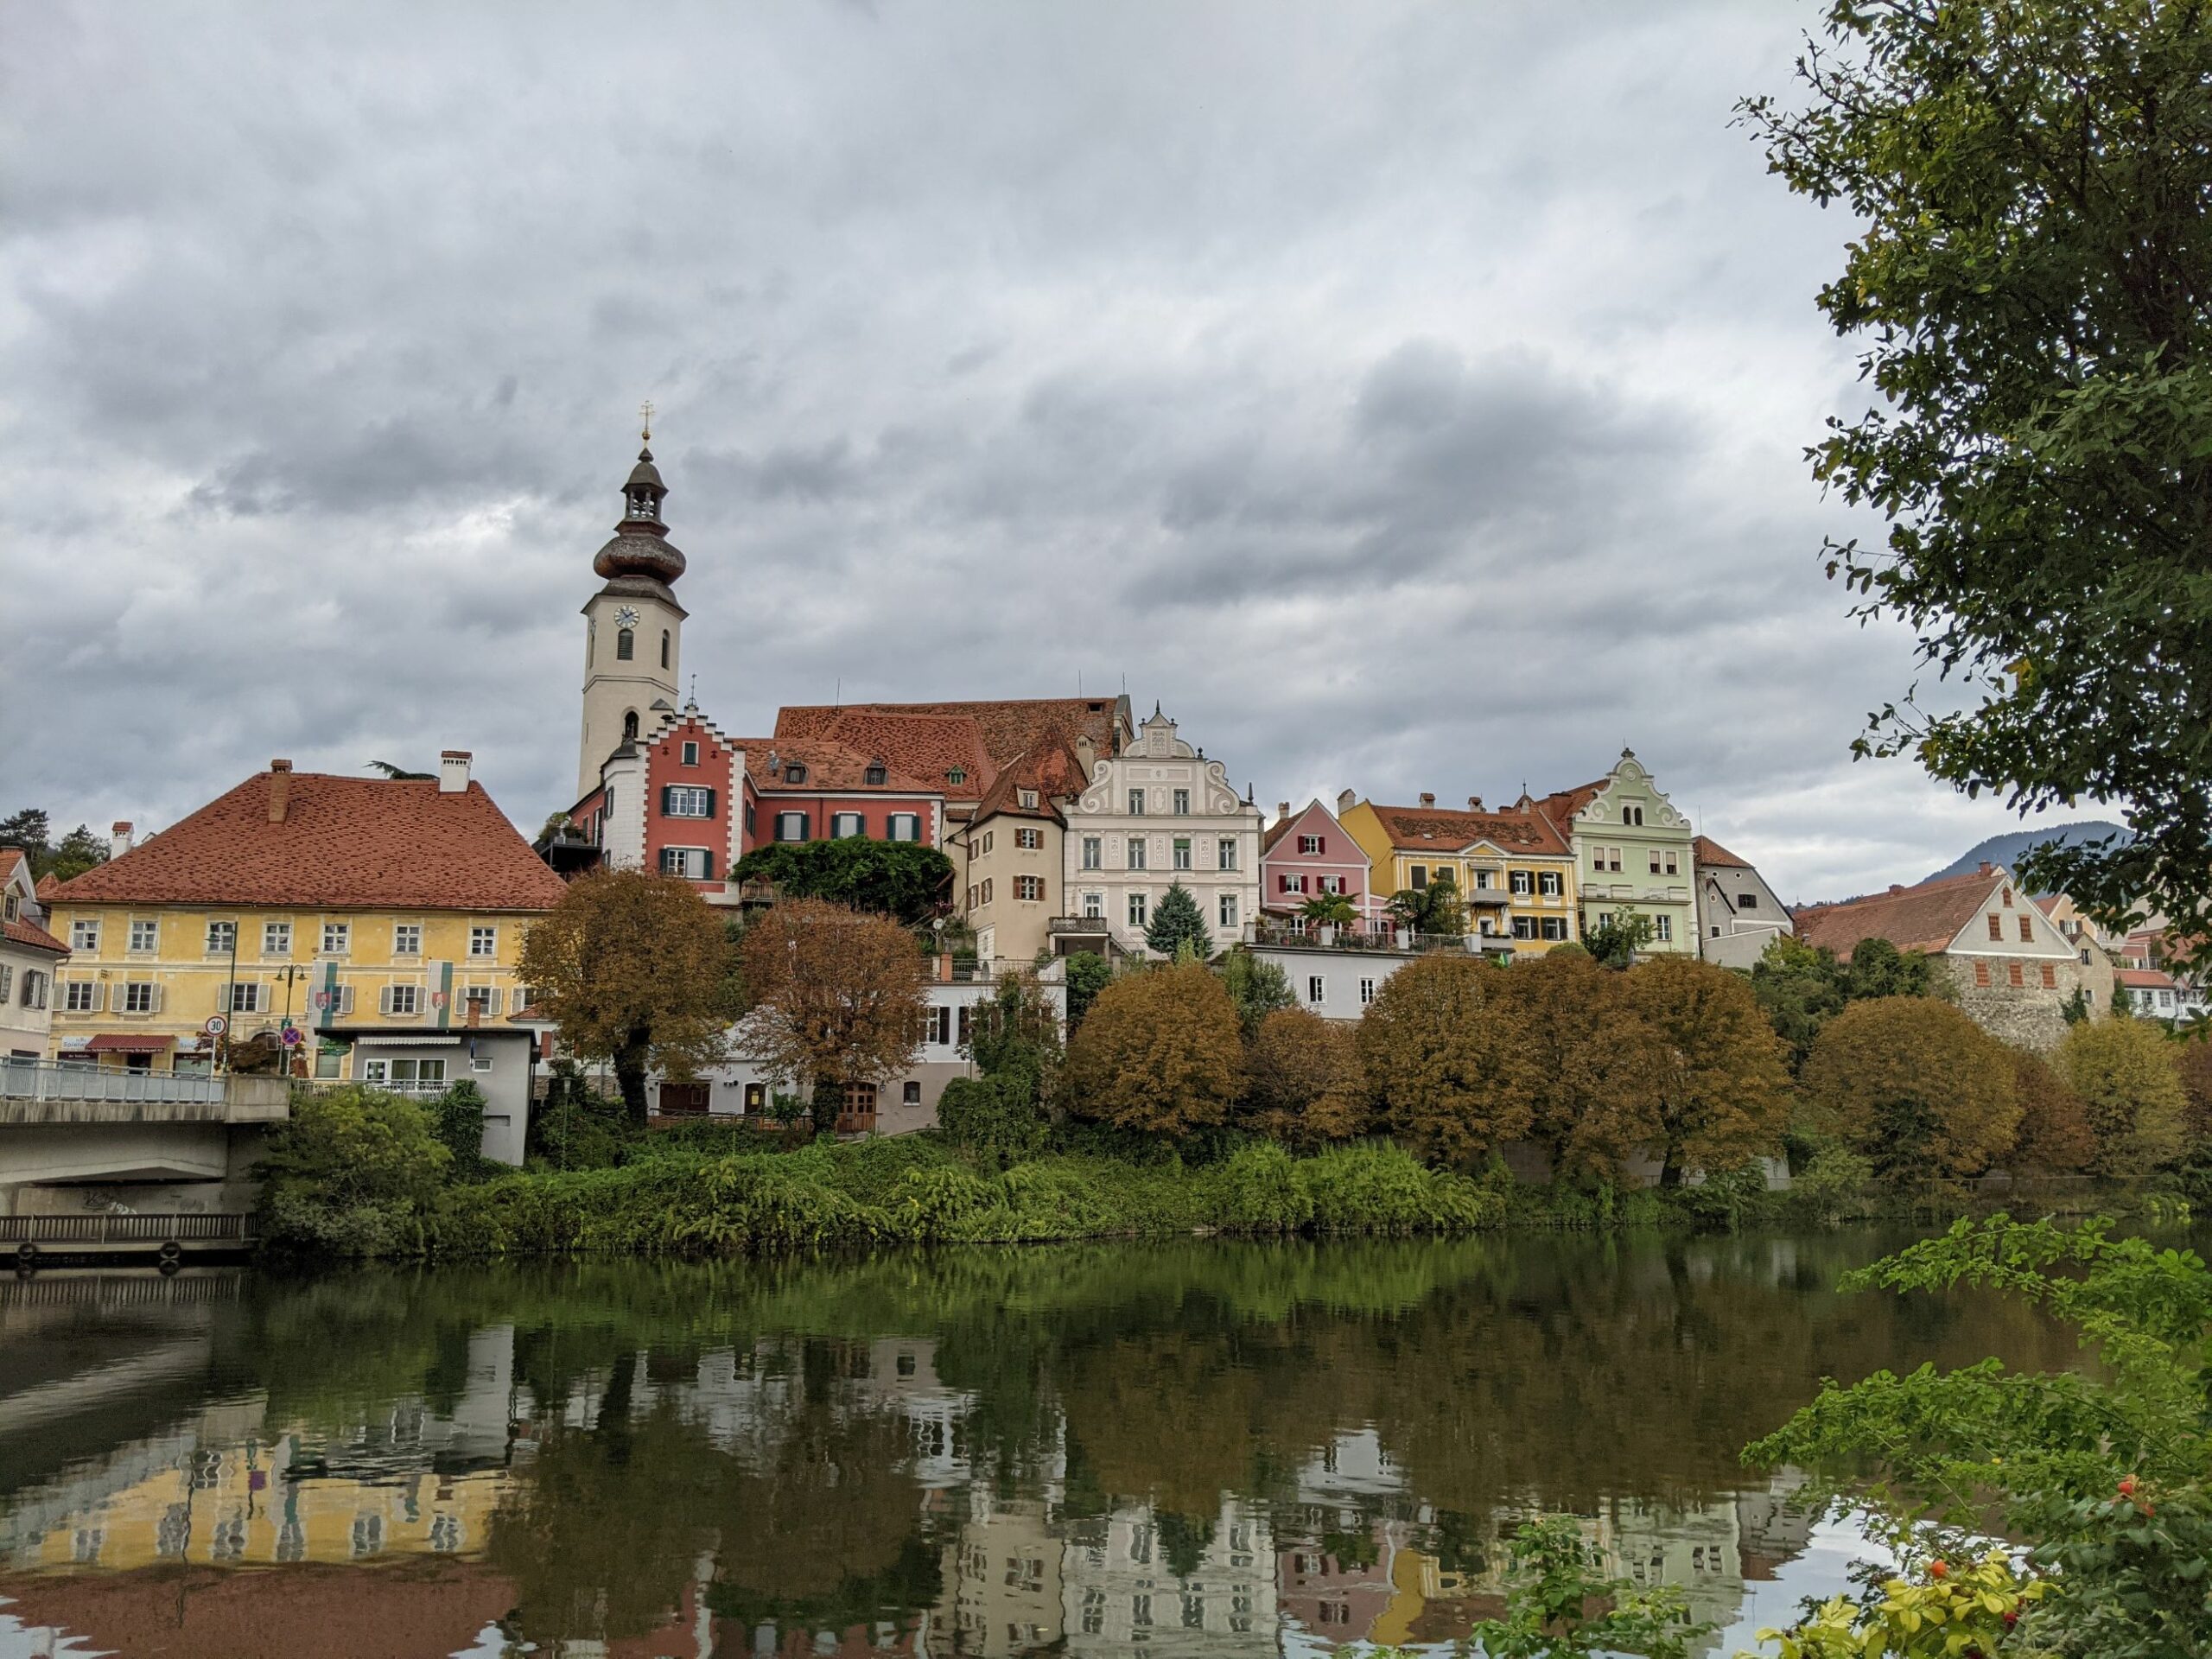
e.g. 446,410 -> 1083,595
1019,789 -> 1039,810
785,763 -> 807,785
947,766 -> 967,786
865,762 -> 887,786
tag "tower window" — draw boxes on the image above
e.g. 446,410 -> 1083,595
616,628 -> 635,661
622,710 -> 639,743
660,630 -> 670,669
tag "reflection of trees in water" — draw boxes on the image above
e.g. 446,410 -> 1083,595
0,1232 -> 2104,1652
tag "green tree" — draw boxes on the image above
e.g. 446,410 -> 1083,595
1751,935 -> 1850,1070
732,838 -> 955,927
46,824 -> 110,883
1144,880 -> 1213,959
1842,936 -> 1942,1001
941,970 -> 1063,1166
1298,891 -> 1358,929
1063,950 -> 1113,1032
1065,962 -> 1245,1136
0,808 -> 48,871
1387,874 -> 1464,938
1743,2 -> 2212,974
1583,908 -> 1655,969
255,1085 -> 452,1256
2054,1016 -> 2188,1178
1218,946 -> 1295,1038
518,868 -> 738,1126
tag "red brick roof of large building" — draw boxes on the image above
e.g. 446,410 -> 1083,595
728,737 -> 941,796
775,697 -> 1122,773
969,736 -> 1088,826
2116,966 -> 2179,991
783,709 -> 998,796
1526,779 -> 1608,836
1793,867 -> 2005,957
1367,803 -> 1570,856
44,767 -> 569,912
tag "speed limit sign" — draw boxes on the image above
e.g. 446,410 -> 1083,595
204,1014 -> 228,1037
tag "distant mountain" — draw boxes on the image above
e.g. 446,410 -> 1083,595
1929,820 -> 2131,886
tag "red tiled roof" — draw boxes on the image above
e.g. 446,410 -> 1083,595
969,737 -> 1087,826
1528,779 -> 1607,836
729,738 -> 941,796
2117,967 -> 2177,990
776,698 -> 1120,770
1367,804 -> 1569,856
44,769 -> 569,912
1793,868 -> 2005,957
1692,835 -> 1751,869
0,848 -> 22,881
34,872 -> 61,900
3,916 -> 67,954
2031,893 -> 2065,917
798,710 -> 999,797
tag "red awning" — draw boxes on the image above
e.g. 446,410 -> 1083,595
83,1033 -> 176,1054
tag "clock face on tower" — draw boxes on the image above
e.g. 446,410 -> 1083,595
613,606 -> 640,629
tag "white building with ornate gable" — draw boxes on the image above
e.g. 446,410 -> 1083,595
1054,708 -> 1262,960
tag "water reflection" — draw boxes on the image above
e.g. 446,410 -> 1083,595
0,1234 -> 2088,1658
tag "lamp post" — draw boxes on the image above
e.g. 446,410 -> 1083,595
217,915 -> 240,1076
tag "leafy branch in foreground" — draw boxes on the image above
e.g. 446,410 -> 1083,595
1745,1214 -> 2212,1658
1466,1516 -> 1707,1659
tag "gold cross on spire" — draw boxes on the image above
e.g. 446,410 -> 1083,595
639,399 -> 655,442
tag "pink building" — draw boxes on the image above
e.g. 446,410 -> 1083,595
1259,799 -> 1382,935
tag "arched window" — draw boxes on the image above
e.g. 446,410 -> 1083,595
660,629 -> 671,669
616,628 -> 635,661
622,710 -> 639,743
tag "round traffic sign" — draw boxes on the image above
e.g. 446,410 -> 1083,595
204,1014 -> 228,1036
280,1027 -> 302,1048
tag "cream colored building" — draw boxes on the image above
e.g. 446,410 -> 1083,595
577,436 -> 688,801
0,849 -> 67,1061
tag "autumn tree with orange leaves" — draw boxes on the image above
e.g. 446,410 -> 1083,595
736,898 -> 928,1116
1244,1007 -> 1368,1150
1065,963 -> 1245,1136
1357,953 -> 1526,1168
1621,955 -> 1789,1186
1800,997 -> 2022,1182
1493,946 -> 1660,1185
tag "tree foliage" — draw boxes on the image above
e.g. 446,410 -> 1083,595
732,837 -> 955,927
1749,1215 -> 2212,1658
1620,955 -> 1789,1185
1062,950 -> 1113,1031
1357,953 -> 1526,1167
256,1084 -> 452,1256
1218,946 -> 1295,1038
1386,875 -> 1464,938
1143,880 -> 1213,960
2008,1047 -> 2097,1175
518,868 -> 737,1126
1582,908 -> 1655,969
1801,997 -> 2024,1181
1065,963 -> 1245,1135
1752,933 -> 1944,1071
1494,946 -> 1661,1185
1743,1 -> 2212,972
1244,1007 -> 1367,1150
735,898 -> 928,1109
2054,1015 -> 2188,1178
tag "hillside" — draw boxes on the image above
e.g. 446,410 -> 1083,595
1928,820 -> 2131,885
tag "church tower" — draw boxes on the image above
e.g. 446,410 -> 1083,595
577,421 -> 687,800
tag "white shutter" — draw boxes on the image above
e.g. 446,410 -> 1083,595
149,982 -> 164,1014
486,988 -> 503,1015
337,985 -> 355,1014
92,981 -> 105,1012
378,984 -> 394,1016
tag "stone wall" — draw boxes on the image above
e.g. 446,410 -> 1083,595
1940,945 -> 2113,1052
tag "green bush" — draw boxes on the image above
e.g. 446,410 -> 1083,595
938,1075 -> 1048,1167
1210,1141 -> 1316,1232
257,1086 -> 451,1258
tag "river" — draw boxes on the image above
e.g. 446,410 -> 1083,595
0,1230 -> 2088,1659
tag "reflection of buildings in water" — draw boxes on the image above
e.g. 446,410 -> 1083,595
1275,1520 -> 1408,1647
1293,1426 -> 1405,1506
0,1323 -> 518,1575
1736,1469 -> 1815,1580
936,1491 -> 1064,1657
1059,1499 -> 1275,1659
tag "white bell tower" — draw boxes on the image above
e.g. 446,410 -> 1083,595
578,412 -> 687,800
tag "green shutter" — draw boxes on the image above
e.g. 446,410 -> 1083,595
436,960 -> 454,1030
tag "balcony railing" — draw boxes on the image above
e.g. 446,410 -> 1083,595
1245,919 -> 1516,957
0,1062 -> 290,1125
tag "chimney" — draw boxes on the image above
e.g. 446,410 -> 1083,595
439,750 -> 473,794
110,821 -> 134,859
1075,734 -> 1096,776
466,999 -> 481,1029
1275,801 -> 1291,825
1467,796 -> 1484,811
1977,861 -> 1994,876
268,760 -> 292,823
1419,792 -> 1436,809
1336,788 -> 1357,817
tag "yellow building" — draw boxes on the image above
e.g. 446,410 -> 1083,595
1338,794 -> 1580,955
46,754 -> 567,1078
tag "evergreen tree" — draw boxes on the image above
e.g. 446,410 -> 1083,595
1144,880 -> 1212,960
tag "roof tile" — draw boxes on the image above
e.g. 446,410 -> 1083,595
1793,868 -> 2005,957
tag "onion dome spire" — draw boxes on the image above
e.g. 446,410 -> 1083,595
592,405 -> 686,585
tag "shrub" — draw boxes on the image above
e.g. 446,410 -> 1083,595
2055,1017 -> 2188,1178
429,1081 -> 489,1169
938,1075 -> 1050,1167
257,1086 -> 452,1258
1209,1141 -> 1315,1232
1800,997 -> 2022,1180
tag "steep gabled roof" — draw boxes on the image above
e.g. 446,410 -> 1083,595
0,849 -> 23,883
969,737 -> 1087,828
1261,800 -> 1368,861
1692,835 -> 1751,869
793,710 -> 999,798
1793,868 -> 2006,957
3,916 -> 67,955
44,769 -> 568,912
1527,779 -> 1608,836
1366,804 -> 1569,857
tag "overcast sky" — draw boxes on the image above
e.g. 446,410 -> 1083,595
0,1 -> 2093,902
